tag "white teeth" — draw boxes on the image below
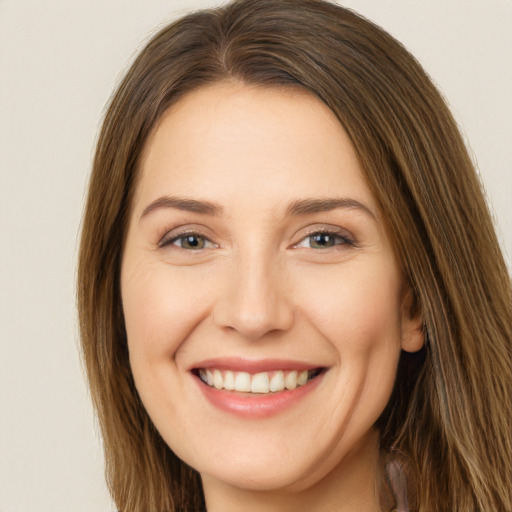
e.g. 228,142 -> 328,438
269,370 -> 285,392
297,370 -> 308,386
213,369 -> 223,389
251,372 -> 270,393
234,372 -> 251,392
284,370 -> 298,390
198,368 -> 318,393
223,370 -> 235,390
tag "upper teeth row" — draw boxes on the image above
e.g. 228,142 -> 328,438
199,369 -> 311,393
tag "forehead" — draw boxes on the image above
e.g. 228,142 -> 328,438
134,82 -> 375,215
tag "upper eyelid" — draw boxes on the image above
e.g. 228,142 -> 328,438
158,228 -> 214,248
295,224 -> 356,241
301,226 -> 350,236
156,223 -> 357,247
293,231 -> 355,248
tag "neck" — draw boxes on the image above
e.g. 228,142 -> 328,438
202,429 -> 393,512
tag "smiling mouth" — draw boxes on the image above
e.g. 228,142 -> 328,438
194,368 -> 324,394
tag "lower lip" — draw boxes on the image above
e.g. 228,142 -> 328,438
194,373 -> 324,418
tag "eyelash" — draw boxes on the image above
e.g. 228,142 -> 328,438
158,229 -> 356,251
294,229 -> 356,249
158,231 -> 216,250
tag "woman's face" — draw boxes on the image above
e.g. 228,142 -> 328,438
121,83 -> 422,495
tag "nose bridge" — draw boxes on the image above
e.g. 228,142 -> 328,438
213,244 -> 294,340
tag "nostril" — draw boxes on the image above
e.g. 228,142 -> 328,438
211,268 -> 294,339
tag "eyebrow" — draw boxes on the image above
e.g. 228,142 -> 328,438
285,197 -> 376,219
139,195 -> 375,221
140,196 -> 223,220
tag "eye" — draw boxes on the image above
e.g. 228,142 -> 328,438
160,232 -> 216,250
295,231 -> 354,249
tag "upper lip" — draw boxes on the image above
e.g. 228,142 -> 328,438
190,357 -> 324,373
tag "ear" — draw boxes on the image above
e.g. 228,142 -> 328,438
400,288 -> 424,353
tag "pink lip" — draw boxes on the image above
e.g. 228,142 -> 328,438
191,361 -> 326,419
190,357 -> 319,373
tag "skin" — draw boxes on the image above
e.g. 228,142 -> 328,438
121,83 -> 423,512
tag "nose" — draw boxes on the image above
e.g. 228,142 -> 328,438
213,254 -> 294,341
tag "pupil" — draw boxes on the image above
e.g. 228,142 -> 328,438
185,236 -> 201,248
312,234 -> 333,247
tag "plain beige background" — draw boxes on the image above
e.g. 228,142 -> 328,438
0,1 -> 510,511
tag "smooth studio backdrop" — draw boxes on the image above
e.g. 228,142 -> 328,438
0,1 -> 510,511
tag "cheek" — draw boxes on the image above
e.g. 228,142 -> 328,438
120,261 -> 221,440
294,261 -> 403,412
121,262 -> 215,373
297,261 -> 403,352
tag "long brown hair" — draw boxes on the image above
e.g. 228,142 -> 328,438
77,1 -> 512,510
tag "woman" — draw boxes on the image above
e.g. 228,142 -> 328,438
77,0 -> 512,510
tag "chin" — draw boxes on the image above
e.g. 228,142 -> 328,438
198,456 -> 322,493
